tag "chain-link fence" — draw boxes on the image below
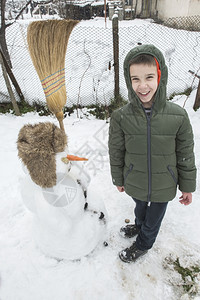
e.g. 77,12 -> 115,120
0,18 -> 200,108
164,15 -> 200,32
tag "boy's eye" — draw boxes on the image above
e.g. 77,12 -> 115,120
131,78 -> 139,81
147,76 -> 154,80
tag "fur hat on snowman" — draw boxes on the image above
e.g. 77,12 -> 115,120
17,122 -> 67,188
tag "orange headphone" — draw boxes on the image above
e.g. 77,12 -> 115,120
154,58 -> 161,85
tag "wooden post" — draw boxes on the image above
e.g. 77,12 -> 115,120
0,51 -> 21,116
193,81 -> 200,111
122,0 -> 125,20
104,0 -> 107,28
112,14 -> 119,101
188,70 -> 200,111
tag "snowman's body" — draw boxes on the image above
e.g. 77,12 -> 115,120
21,152 -> 107,260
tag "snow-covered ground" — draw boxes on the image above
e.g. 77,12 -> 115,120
0,89 -> 200,300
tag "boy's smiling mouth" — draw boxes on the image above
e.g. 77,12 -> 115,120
139,91 -> 150,96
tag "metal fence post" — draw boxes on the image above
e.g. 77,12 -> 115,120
112,14 -> 119,100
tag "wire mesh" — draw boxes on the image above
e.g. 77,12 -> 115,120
164,15 -> 200,32
0,18 -> 200,108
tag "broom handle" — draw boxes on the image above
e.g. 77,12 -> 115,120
56,111 -> 65,132
59,119 -> 65,132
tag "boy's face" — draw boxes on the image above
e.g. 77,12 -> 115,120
130,63 -> 158,107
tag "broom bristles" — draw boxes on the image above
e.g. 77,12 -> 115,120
27,20 -> 79,128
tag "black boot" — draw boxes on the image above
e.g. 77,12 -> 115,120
119,242 -> 148,263
120,224 -> 140,238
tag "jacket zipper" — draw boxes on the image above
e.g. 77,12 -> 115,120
142,105 -> 154,204
147,114 -> 151,203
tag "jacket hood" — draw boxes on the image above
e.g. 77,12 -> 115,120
124,44 -> 168,112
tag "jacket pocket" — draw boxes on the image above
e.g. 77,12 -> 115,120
167,165 -> 178,185
124,163 -> 134,184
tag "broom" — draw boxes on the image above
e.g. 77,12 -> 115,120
27,19 -> 79,131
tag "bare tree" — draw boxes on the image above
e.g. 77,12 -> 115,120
139,0 -> 152,18
0,0 -> 32,68
134,0 -> 138,17
0,0 -> 12,67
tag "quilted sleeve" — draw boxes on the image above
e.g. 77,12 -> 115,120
176,110 -> 196,193
108,110 -> 125,186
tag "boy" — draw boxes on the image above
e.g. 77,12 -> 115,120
108,44 -> 196,263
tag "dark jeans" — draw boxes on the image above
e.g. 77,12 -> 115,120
133,198 -> 168,251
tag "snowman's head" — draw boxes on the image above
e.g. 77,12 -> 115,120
17,122 -> 67,188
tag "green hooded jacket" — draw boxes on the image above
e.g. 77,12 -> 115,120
108,44 -> 196,202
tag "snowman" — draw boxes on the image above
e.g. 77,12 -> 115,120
17,122 -> 107,260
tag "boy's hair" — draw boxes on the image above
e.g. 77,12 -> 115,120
129,54 -> 156,67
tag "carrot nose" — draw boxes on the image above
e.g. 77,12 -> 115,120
66,154 -> 88,161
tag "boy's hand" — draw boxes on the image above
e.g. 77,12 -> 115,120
179,192 -> 192,205
117,186 -> 125,192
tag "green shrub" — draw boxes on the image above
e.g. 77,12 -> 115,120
168,87 -> 193,101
